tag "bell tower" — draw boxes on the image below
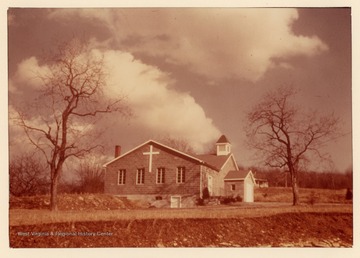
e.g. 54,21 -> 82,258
216,135 -> 231,156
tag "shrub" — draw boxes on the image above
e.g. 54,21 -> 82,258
235,195 -> 242,202
196,198 -> 205,206
220,197 -> 236,205
308,191 -> 316,205
345,188 -> 353,200
202,187 -> 210,199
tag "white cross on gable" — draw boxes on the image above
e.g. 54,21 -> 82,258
143,145 -> 160,172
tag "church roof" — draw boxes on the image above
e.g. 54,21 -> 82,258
216,135 -> 230,144
195,154 -> 232,171
104,137 -> 238,172
103,140 -> 205,167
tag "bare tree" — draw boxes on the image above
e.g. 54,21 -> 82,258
14,39 -> 130,211
157,135 -> 196,154
74,156 -> 105,193
246,86 -> 340,205
9,154 -> 49,196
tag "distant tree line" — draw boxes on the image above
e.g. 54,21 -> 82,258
10,152 -> 352,197
10,154 -> 105,196
252,168 -> 352,189
59,157 -> 105,194
9,155 -> 50,196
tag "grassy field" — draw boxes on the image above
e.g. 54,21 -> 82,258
9,187 -> 352,226
255,187 -> 350,203
10,203 -> 352,227
9,187 -> 353,247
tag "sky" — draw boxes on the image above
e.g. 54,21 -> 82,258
7,7 -> 353,172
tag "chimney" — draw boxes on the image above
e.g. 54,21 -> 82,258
115,145 -> 121,158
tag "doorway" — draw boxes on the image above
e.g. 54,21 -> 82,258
208,175 -> 213,196
170,196 -> 181,208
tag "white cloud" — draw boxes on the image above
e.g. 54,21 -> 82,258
102,50 -> 221,152
10,48 -> 221,153
12,57 -> 50,91
8,105 -> 47,156
8,79 -> 20,94
48,8 -> 329,82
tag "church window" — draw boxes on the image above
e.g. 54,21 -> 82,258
136,168 -> 145,184
177,167 -> 185,183
219,145 -> 226,151
118,169 -> 126,185
157,168 -> 165,184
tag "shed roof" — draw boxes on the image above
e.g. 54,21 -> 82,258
224,170 -> 250,181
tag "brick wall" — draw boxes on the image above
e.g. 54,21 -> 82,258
104,143 -> 202,196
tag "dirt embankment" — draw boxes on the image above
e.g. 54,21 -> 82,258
10,187 -> 351,212
9,194 -> 148,210
10,212 -> 352,248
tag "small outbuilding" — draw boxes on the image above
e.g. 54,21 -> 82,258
224,170 -> 256,202
255,178 -> 269,188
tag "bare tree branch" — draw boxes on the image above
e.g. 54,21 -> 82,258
10,154 -> 50,196
13,39 -> 131,211
246,86 -> 341,205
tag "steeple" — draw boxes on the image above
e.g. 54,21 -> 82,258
216,135 -> 231,156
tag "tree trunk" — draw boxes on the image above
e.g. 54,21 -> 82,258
50,171 -> 60,211
291,172 -> 300,206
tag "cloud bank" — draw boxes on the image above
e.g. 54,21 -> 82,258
9,49 -> 221,154
102,50 -> 221,151
49,8 -> 328,82
9,8 -> 330,155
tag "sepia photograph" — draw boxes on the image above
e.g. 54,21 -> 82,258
4,2 -> 357,256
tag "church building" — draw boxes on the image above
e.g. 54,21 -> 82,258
103,135 -> 254,207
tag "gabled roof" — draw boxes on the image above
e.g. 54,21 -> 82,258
216,135 -> 230,144
103,140 -> 205,168
195,154 -> 236,171
104,138 -> 239,173
224,170 -> 255,182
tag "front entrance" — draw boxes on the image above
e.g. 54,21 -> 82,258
170,196 -> 181,208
